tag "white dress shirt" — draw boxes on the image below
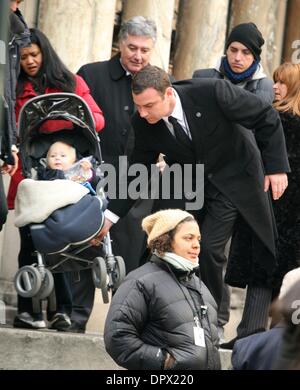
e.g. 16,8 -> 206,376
163,88 -> 192,139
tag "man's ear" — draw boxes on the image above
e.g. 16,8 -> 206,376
165,86 -> 174,98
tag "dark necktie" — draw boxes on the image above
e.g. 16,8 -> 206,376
168,116 -> 193,150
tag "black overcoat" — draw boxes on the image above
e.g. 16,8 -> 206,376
78,54 -> 152,272
227,112 -> 300,289
78,53 -> 135,167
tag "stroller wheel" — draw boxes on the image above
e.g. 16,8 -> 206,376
36,269 -> 54,300
111,256 -> 126,292
101,286 -> 110,304
92,257 -> 107,289
14,265 -> 42,298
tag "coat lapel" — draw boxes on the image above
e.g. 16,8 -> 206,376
174,87 -> 205,161
109,53 -> 127,81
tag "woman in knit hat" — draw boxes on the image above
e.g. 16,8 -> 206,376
104,209 -> 220,370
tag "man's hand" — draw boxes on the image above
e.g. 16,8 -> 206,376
90,217 -> 114,246
1,152 -> 19,176
156,160 -> 166,173
156,153 -> 167,173
264,173 -> 288,200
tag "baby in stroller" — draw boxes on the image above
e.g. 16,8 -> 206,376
13,93 -> 125,331
40,141 -> 94,187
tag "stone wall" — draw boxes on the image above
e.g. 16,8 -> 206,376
15,0 -> 294,77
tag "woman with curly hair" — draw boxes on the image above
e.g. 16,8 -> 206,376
104,209 -> 220,370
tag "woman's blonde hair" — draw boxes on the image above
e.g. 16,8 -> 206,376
273,62 -> 300,116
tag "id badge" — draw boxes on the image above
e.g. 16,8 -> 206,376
193,326 -> 206,347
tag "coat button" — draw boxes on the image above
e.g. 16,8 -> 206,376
121,129 -> 127,136
207,173 -> 213,179
124,105 -> 129,111
196,112 -> 201,118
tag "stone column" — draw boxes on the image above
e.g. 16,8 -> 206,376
229,0 -> 287,77
173,0 -> 229,80
283,0 -> 300,63
38,0 -> 116,73
122,0 -> 175,71
19,0 -> 39,27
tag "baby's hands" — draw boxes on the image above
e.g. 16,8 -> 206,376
80,160 -> 92,171
70,175 -> 83,182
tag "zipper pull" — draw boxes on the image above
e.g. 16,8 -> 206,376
194,315 -> 201,328
200,305 -> 207,316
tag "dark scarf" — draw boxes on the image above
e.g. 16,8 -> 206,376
37,167 -> 66,181
28,72 -> 47,94
220,57 -> 259,84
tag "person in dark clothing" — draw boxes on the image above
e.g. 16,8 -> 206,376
97,65 -> 290,349
232,325 -> 285,370
70,16 -> 158,332
271,62 -> 300,293
193,22 -> 273,103
193,23 -> 274,342
224,64 -> 300,345
104,209 -> 220,370
232,267 -> 300,370
0,0 -> 30,230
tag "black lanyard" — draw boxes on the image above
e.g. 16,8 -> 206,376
165,263 -> 206,326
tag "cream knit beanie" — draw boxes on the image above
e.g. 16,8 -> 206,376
142,209 -> 194,245
279,267 -> 300,300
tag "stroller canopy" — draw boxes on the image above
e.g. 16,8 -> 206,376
18,93 -> 102,177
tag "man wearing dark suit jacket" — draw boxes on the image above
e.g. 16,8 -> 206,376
98,65 -> 290,344
192,22 -> 274,344
68,17 -> 157,332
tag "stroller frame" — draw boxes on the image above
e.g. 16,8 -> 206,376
14,93 -> 126,306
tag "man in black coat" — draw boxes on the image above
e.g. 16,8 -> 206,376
98,64 -> 290,342
69,16 -> 157,332
192,22 -> 274,343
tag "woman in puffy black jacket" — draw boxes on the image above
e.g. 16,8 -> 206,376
104,209 -> 221,370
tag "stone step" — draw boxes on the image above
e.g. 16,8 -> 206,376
0,326 -> 232,370
0,326 -> 121,370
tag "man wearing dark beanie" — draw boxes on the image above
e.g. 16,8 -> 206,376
193,22 -> 273,102
193,23 -> 274,349
226,22 -> 264,61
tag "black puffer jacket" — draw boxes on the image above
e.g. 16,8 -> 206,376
104,255 -> 220,370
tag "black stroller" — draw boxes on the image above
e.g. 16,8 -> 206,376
14,93 -> 126,307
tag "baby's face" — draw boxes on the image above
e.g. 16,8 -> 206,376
47,142 -> 76,171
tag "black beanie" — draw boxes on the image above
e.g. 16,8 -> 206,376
226,22 -> 264,60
